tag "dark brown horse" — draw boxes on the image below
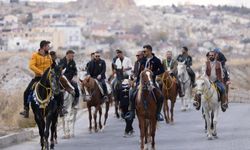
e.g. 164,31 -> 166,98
161,71 -> 178,124
136,69 -> 157,150
80,76 -> 110,132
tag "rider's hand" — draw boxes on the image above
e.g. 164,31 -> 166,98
97,75 -> 101,80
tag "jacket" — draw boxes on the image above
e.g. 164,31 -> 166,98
206,61 -> 223,82
59,57 -> 77,81
29,52 -> 52,77
177,54 -> 193,67
87,59 -> 106,79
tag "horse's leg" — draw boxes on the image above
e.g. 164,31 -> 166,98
163,99 -> 170,124
32,105 -> 45,150
115,98 -> 120,118
212,106 -> 219,138
202,107 -> 207,132
170,99 -> 175,123
138,116 -> 145,150
45,112 -> 53,150
88,106 -> 92,132
204,109 -> 212,140
151,119 -> 157,149
71,108 -> 77,137
98,105 -> 103,131
94,106 -> 98,132
50,113 -> 58,150
104,101 -> 109,126
144,120 -> 148,145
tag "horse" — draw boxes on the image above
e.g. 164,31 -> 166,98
49,75 -> 75,148
59,75 -> 78,139
30,63 -> 62,150
194,75 -> 220,140
80,76 -> 110,132
177,62 -> 192,111
161,70 -> 178,124
136,69 -> 157,150
110,68 -> 125,118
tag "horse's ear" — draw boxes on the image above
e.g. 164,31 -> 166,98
79,79 -> 83,83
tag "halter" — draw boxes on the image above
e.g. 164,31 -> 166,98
196,78 -> 216,101
34,68 -> 53,112
161,72 -> 174,91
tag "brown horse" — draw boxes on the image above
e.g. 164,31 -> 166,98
136,69 -> 157,150
161,71 -> 178,124
80,76 -> 110,132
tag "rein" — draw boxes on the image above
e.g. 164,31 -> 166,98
34,68 -> 53,115
161,73 -> 174,91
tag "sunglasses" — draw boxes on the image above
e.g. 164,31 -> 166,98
136,55 -> 140,57
96,56 -> 100,58
209,55 -> 214,57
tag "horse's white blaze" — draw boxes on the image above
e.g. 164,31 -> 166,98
145,71 -> 154,86
62,75 -> 75,90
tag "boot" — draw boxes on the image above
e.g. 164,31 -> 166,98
156,99 -> 164,121
221,94 -> 228,112
20,106 -> 29,118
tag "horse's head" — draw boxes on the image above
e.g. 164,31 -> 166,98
50,64 -> 62,95
139,69 -> 154,91
177,61 -> 187,79
193,76 -> 210,110
60,75 -> 75,95
79,75 -> 95,101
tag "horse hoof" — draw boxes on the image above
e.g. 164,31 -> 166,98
208,136 -> 213,140
181,108 -> 186,112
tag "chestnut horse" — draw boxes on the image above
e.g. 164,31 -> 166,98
161,71 -> 178,124
80,76 -> 110,132
136,69 -> 157,150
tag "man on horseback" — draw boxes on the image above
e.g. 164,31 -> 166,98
162,51 -> 184,97
20,40 -> 52,118
87,51 -> 108,101
126,45 -> 165,121
177,47 -> 196,88
214,48 -> 231,85
206,50 -> 228,112
59,50 -> 79,110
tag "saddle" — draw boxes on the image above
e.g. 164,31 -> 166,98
94,79 -> 111,95
212,83 -> 222,101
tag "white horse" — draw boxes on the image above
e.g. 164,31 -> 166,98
61,77 -> 78,139
177,62 -> 192,111
195,75 -> 220,140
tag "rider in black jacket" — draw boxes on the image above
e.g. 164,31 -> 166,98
87,51 -> 108,100
126,45 -> 165,121
59,50 -> 79,110
177,47 -> 196,88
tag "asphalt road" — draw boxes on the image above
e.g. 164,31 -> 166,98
4,101 -> 250,150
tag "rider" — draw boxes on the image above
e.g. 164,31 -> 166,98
162,50 -> 184,97
59,50 -> 79,109
126,45 -> 165,121
133,51 -> 144,81
20,40 -> 52,118
206,50 -> 228,112
85,52 -> 95,71
177,47 -> 196,88
87,51 -> 108,101
214,48 -> 231,85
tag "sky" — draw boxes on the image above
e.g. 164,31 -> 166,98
2,0 -> 250,8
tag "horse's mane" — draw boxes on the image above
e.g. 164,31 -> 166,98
40,67 -> 51,82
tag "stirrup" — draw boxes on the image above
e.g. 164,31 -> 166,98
157,113 -> 164,121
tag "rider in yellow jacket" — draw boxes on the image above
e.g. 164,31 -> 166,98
20,40 -> 52,118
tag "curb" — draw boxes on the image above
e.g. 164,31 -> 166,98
0,129 -> 35,149
0,108 -> 88,149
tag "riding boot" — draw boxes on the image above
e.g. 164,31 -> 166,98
102,83 -> 108,101
20,106 -> 29,118
125,88 -> 137,120
221,94 -> 228,112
